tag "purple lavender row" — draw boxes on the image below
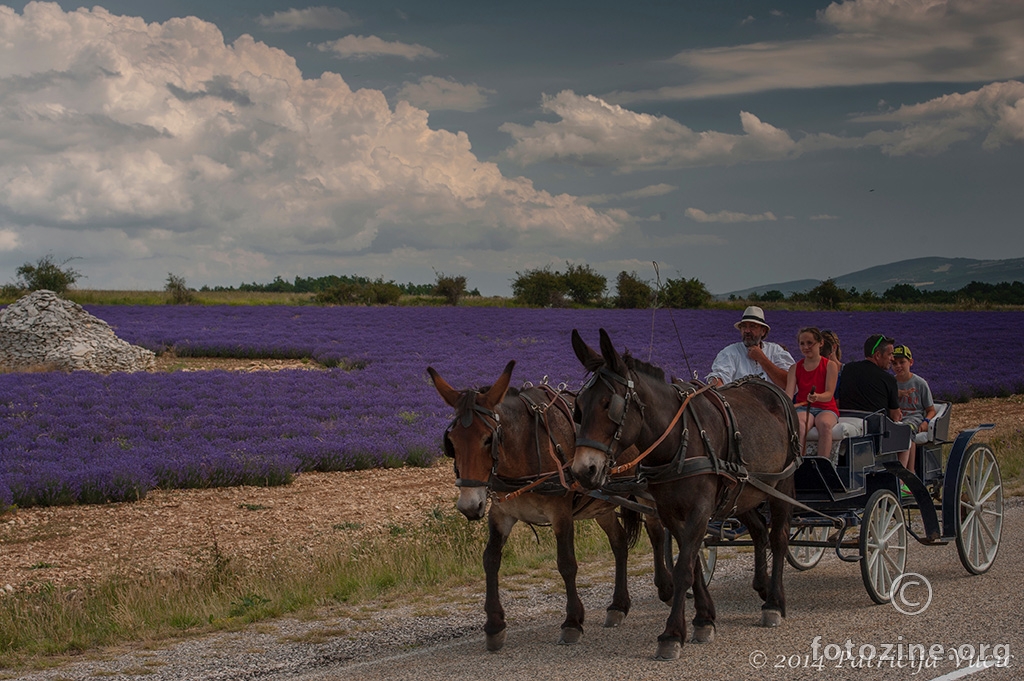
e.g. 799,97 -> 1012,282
1,307 -> 1020,509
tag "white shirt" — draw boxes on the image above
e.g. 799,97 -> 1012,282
705,341 -> 795,386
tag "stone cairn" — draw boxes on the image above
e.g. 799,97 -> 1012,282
0,290 -> 155,373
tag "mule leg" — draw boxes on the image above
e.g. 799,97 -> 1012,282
738,508 -> 770,603
595,509 -> 630,627
643,514 -> 674,603
483,507 -> 516,651
689,555 -> 716,643
552,510 -> 586,644
655,506 -> 714,661
763,480 -> 794,625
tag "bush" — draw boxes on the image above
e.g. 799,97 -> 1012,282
614,271 -> 653,309
432,271 -> 467,305
165,273 -> 196,304
662,276 -> 712,308
14,254 -> 82,294
562,262 -> 607,305
511,266 -> 567,307
315,278 -> 403,305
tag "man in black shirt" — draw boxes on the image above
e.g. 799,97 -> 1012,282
835,333 -> 902,423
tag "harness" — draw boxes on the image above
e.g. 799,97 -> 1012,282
576,368 -> 803,521
443,383 -> 577,499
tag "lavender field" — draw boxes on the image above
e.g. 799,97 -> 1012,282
1,306 -> 1022,509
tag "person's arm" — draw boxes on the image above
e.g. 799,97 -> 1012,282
785,364 -> 797,400
748,344 -> 791,390
705,347 -> 735,387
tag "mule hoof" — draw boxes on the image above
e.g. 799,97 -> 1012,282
691,624 -> 716,643
655,640 -> 682,660
558,627 -> 583,645
760,609 -> 783,628
485,629 -> 507,652
603,609 -> 626,628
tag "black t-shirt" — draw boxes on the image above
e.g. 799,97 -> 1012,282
835,359 -> 899,413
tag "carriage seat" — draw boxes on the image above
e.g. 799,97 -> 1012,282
803,414 -> 868,459
911,401 -> 950,444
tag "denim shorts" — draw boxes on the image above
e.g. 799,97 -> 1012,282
796,405 -> 835,417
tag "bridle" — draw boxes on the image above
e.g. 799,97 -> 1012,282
443,400 -> 501,488
573,365 -> 645,464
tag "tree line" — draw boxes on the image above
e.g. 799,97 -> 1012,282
6,254 -> 1024,308
741,278 -> 1024,308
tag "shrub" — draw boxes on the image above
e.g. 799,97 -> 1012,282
432,271 -> 467,305
661,276 -> 712,308
315,278 -> 403,305
511,266 -> 567,307
14,254 -> 82,294
165,273 -> 196,304
562,262 -> 607,305
614,271 -> 653,309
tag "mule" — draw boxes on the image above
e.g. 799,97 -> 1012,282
570,329 -> 799,660
428,360 -> 673,651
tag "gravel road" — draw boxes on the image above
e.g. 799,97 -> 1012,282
16,499 -> 1021,681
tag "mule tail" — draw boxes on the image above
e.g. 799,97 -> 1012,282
621,506 -> 643,549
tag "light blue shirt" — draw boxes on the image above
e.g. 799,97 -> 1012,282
706,341 -> 795,385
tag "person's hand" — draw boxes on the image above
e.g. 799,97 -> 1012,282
918,421 -> 929,433
746,344 -> 767,364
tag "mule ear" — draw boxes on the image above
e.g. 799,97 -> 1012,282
481,360 -> 515,408
571,329 -> 604,372
427,366 -> 460,407
598,328 -> 627,374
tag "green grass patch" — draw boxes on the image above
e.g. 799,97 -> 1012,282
0,506 -> 629,670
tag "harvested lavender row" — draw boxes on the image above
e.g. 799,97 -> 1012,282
1,307 -> 1020,508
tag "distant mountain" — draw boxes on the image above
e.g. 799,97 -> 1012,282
720,257 -> 1024,299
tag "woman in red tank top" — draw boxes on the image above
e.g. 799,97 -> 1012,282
786,327 -> 840,456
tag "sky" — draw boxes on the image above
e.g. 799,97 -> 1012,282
1,0 -> 1022,296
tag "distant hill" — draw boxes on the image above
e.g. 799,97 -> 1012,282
721,257 -> 1024,299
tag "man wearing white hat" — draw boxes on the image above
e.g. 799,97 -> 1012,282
705,306 -> 794,389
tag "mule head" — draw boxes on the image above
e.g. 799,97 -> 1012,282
569,329 -> 642,489
427,361 -> 515,520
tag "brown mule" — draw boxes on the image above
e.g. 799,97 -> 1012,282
428,360 -> 673,651
570,330 -> 798,660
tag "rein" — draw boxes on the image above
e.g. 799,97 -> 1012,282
608,382 -> 713,475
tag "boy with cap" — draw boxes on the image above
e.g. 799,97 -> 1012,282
892,344 -> 936,434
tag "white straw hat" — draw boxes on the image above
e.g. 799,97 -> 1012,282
734,305 -> 770,331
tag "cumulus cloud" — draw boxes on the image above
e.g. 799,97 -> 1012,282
0,3 -> 621,285
396,76 -> 494,112
257,6 -> 355,32
500,82 -> 1024,170
579,183 -> 677,205
685,208 -> 778,223
608,0 -> 1024,103
314,34 -> 440,60
809,214 -> 840,221
501,91 -> 802,170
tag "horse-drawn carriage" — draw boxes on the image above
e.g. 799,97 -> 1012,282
430,328 -> 1004,660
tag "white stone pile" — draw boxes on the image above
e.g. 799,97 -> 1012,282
0,290 -> 155,373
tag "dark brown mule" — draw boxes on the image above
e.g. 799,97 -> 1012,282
570,329 -> 799,660
428,360 -> 673,652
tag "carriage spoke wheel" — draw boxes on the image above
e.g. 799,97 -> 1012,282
860,489 -> 907,604
955,444 -> 1003,575
786,525 -> 829,570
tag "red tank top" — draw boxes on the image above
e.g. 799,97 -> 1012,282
795,358 -> 838,414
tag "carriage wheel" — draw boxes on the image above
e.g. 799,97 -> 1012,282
786,525 -> 829,571
859,489 -> 907,604
955,443 -> 1003,575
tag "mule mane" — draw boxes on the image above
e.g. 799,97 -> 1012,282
622,353 -> 665,382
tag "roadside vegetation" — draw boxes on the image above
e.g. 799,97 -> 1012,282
0,505 -> 631,668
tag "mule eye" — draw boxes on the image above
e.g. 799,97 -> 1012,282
483,435 -> 493,447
